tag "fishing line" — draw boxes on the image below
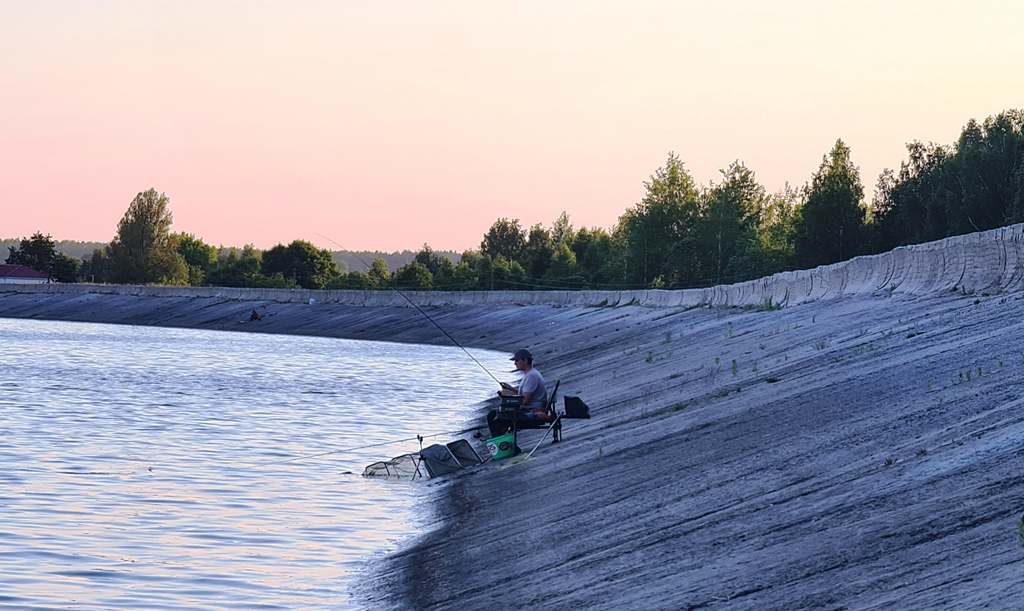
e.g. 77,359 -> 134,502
315,232 -> 503,386
48,425 -> 488,476
253,424 -> 486,466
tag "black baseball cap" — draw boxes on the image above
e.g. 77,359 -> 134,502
510,348 -> 533,362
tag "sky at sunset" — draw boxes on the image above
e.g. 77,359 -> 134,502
2,0 -> 1022,251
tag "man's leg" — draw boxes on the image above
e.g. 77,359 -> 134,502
487,410 -> 510,437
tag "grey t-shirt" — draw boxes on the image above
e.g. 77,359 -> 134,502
518,368 -> 548,409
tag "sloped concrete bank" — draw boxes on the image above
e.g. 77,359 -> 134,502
3,226 -> 1024,609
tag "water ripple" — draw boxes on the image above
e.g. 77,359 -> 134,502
0,317 -> 508,609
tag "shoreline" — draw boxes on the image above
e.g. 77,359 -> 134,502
5,225 -> 1024,607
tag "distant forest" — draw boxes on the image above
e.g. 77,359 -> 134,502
0,239 -> 456,272
1,238 -> 457,282
6,109 -> 1024,291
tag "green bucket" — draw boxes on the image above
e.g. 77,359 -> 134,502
485,433 -> 516,460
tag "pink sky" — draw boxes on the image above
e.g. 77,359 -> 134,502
2,1 -> 1022,251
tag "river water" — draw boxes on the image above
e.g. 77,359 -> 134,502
0,318 -> 507,609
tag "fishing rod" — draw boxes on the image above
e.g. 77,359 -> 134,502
54,424 -> 490,475
315,232 -> 503,386
255,424 -> 486,467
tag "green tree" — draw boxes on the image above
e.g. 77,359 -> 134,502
480,218 -> 526,261
367,258 -> 391,288
327,271 -> 376,289
617,153 -> 701,286
261,240 -> 338,289
207,245 -> 293,288
474,254 -> 525,289
521,224 -> 555,279
449,250 -> 483,290
394,261 -> 433,289
5,232 -> 80,282
6,232 -> 55,270
50,252 -> 81,283
793,140 -> 867,267
109,189 -> 188,284
757,185 -> 799,273
544,243 -> 581,286
871,141 -> 952,251
174,233 -> 217,285
698,161 -> 767,284
872,110 -> 1024,252
551,211 -> 575,248
955,112 -> 1023,232
80,247 -> 112,283
413,244 -> 454,288
571,227 -> 618,286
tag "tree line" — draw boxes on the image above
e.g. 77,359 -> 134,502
8,109 -> 1024,290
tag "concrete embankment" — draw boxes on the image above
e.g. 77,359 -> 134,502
3,225 -> 1024,608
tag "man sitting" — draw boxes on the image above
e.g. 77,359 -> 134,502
487,348 -> 549,437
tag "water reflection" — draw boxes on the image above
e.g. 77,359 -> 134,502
0,318 -> 508,609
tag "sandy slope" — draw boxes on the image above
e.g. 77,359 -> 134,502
3,226 -> 1024,609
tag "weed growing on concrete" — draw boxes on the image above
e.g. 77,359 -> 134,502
916,448 -> 928,458
813,339 -> 829,351
645,352 -> 655,364
757,297 -> 782,311
884,457 -> 895,467
998,359 -> 1004,369
731,359 -> 738,376
765,376 -> 780,383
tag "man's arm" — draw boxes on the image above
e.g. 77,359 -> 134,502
518,373 -> 538,406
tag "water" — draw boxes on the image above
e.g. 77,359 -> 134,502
0,318 -> 508,609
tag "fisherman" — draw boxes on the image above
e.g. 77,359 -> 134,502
487,348 -> 549,437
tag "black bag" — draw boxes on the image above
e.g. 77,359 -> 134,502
499,394 -> 522,411
563,395 -> 590,419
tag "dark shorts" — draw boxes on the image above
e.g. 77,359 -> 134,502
486,407 -> 553,437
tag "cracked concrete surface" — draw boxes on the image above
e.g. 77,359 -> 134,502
3,226 -> 1024,609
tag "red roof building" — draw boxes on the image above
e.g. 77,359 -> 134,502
0,263 -> 50,284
